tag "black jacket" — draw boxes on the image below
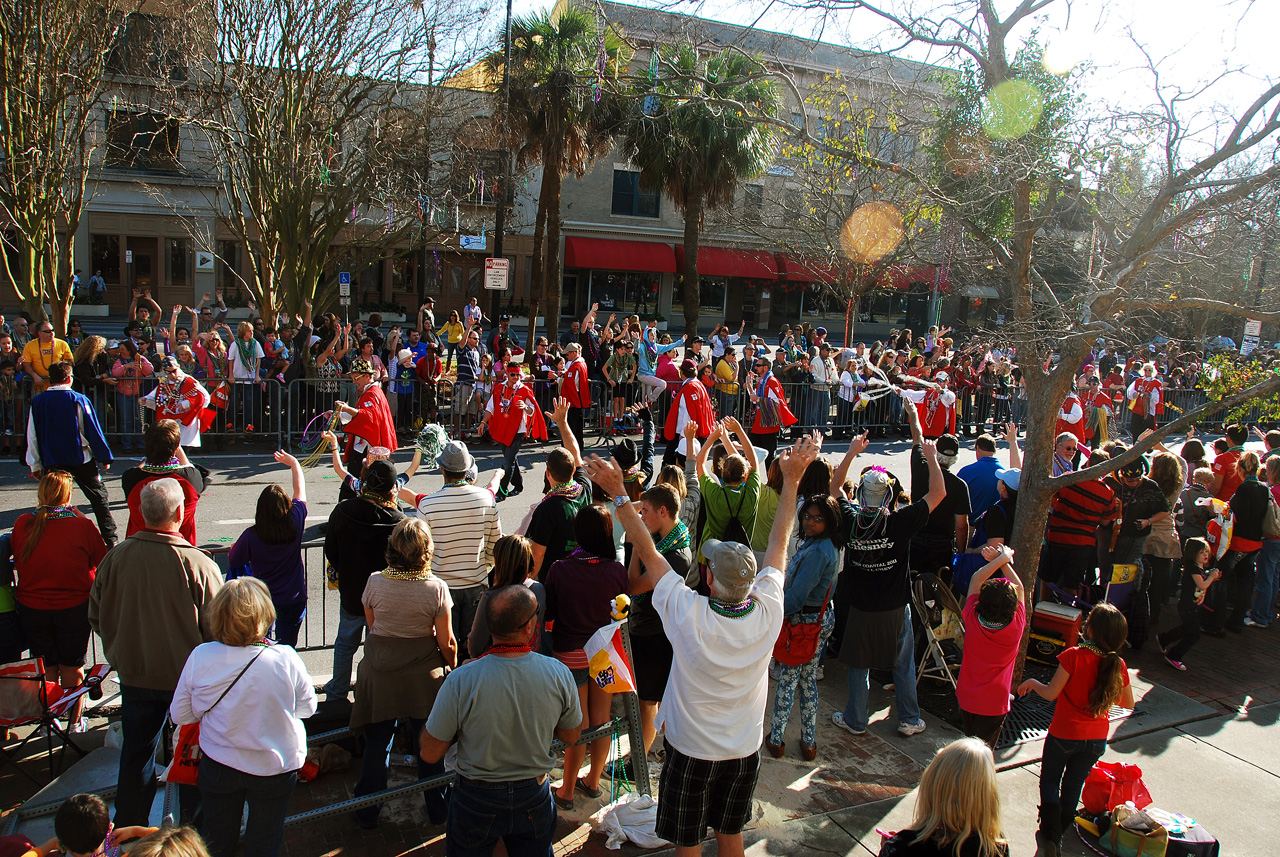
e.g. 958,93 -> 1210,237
325,497 -> 405,615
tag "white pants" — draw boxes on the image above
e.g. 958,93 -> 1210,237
637,373 -> 666,405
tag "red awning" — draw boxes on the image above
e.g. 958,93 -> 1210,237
564,237 -> 677,273
775,253 -> 847,283
675,245 -> 779,278
874,264 -> 950,292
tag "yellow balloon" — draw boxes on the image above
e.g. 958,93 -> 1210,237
840,202 -> 904,264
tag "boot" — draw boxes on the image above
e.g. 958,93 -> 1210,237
1034,805 -> 1061,857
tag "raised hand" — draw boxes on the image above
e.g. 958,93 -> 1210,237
552,396 -> 569,424
274,449 -> 300,468
684,419 -> 699,439
321,430 -> 338,448
584,454 -> 626,497
850,431 -> 870,456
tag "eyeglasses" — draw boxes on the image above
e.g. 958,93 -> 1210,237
802,513 -> 826,522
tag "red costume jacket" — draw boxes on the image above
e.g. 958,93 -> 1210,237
344,382 -> 398,458
917,387 -> 956,438
1129,376 -> 1164,417
488,381 -> 548,446
563,358 -> 591,408
664,379 -> 715,441
155,375 -> 207,426
1081,391 -> 1113,441
1055,393 -> 1086,442
750,373 -> 798,435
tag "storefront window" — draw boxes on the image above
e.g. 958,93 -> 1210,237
671,275 -> 727,317
587,270 -> 661,317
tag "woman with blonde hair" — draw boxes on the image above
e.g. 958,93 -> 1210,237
72,335 -> 114,398
11,470 -> 108,730
351,517 -> 455,827
127,826 -> 212,857
171,577 -> 316,857
879,738 -> 1008,856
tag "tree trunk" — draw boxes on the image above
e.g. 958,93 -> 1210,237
527,170 -> 550,354
681,192 -> 704,335
542,164 -> 565,342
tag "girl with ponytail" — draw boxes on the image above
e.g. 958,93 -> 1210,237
1018,602 -> 1135,857
11,470 -> 109,730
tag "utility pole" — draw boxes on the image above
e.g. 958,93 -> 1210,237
489,0 -> 514,329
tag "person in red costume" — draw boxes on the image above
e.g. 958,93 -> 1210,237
747,352 -> 797,465
898,371 -> 957,439
334,358 -> 397,488
662,358 -> 714,467
1126,361 -> 1164,438
1081,376 -> 1114,448
143,356 -> 211,448
1055,387 -> 1085,444
561,341 -> 591,452
480,361 -> 548,499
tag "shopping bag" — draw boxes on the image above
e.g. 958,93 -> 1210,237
1106,805 -> 1169,857
1082,761 -> 1153,815
160,722 -> 202,786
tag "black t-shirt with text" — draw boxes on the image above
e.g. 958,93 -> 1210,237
838,498 -> 930,612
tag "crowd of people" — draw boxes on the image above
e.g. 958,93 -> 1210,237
1,303 -> 1277,857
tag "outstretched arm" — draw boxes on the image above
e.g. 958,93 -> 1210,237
921,440 -> 946,512
587,455 -> 664,575
764,437 -> 820,572
1005,421 -> 1022,470
321,430 -> 349,481
830,432 -> 869,499
725,416 -> 760,475
275,450 -> 306,503
552,397 -> 582,467
968,543 -> 1014,600
696,422 -> 723,481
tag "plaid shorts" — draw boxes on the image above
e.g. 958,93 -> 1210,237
655,739 -> 760,846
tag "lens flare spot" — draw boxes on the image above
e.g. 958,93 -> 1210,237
1043,33 -> 1089,75
981,79 -> 1044,141
840,202 -> 903,264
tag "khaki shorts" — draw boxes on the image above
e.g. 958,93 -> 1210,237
455,382 -> 478,416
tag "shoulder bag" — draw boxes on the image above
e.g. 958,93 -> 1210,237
162,648 -> 266,786
773,583 -> 833,667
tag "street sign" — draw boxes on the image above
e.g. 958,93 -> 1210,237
339,295 -> 350,306
484,258 -> 510,291
196,251 -> 214,270
461,235 -> 487,251
338,272 -> 350,297
125,250 -> 133,264
1242,318 -> 1263,356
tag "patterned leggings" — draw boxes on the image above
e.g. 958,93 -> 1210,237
768,606 -> 835,747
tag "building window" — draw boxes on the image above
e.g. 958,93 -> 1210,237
217,240 -> 240,294
106,110 -> 180,172
611,169 -> 660,218
671,274 -> 727,316
588,271 -> 661,317
869,128 -> 917,164
91,234 -> 121,284
743,185 -> 763,224
107,13 -> 186,80
168,238 -> 188,288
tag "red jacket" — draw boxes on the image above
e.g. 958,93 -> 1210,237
664,379 -> 715,441
1055,393 -> 1086,442
488,381 -> 548,446
344,383 -> 398,456
563,358 -> 591,408
750,373 -> 797,435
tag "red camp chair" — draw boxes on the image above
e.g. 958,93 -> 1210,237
0,659 -> 112,783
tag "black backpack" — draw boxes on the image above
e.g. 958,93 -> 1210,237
721,488 -> 752,546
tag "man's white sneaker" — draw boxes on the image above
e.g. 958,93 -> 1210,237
898,720 -> 927,737
831,711 -> 866,736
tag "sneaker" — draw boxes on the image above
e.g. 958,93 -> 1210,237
768,661 -> 781,681
897,720 -> 927,737
815,665 -> 825,682
1164,655 -> 1187,671
70,717 -> 88,734
831,711 -> 866,736
1243,617 -> 1265,628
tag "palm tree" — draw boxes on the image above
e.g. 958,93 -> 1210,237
621,45 -> 780,333
486,7 -> 629,343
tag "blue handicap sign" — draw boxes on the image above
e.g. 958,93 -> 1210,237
338,272 -> 351,285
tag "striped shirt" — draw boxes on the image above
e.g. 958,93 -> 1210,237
1046,479 -> 1119,547
413,484 -> 502,588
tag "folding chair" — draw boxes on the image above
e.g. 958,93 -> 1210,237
0,659 -> 112,783
912,573 -> 963,688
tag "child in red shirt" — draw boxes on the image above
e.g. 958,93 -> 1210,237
1018,602 -> 1134,857
956,544 -> 1026,750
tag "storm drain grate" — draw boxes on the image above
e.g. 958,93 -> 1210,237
996,694 -> 1141,750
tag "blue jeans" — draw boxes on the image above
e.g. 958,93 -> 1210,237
116,392 -> 141,450
234,381 -> 261,434
355,717 -> 449,827
841,605 -> 922,731
500,433 -> 525,494
115,685 -> 200,827
272,601 -> 306,648
324,608 -> 366,699
446,775 -> 557,857
1039,734 -> 1106,834
1251,539 -> 1280,626
198,755 -> 296,857
807,390 -> 831,434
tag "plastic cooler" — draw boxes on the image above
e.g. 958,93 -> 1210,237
1029,601 -> 1083,665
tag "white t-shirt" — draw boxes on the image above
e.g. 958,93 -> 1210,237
652,563 -> 783,761
228,338 -> 265,381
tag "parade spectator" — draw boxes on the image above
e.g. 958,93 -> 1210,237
766,494 -> 841,761
1143,452 -> 1186,624
905,399 -> 970,577
90,478 -> 223,826
605,337 -> 637,431
468,534 -> 544,656
111,340 -> 155,451
544,504 -> 629,808
750,459 -> 784,554
72,335 -> 114,398
526,401 -> 590,578
227,321 -> 265,438
11,471 -> 109,731
420,585 -> 581,857
322,459 -> 405,701
588,434 -> 812,857
695,419 -> 761,573
121,420 -> 207,546
955,545 -> 1025,749
402,440 -> 502,660
1019,603 -> 1133,857
957,432 -> 1011,522
807,343 -> 837,435
1212,451 -> 1268,634
878,738 -> 1009,857
437,310 -> 464,370
351,518 -> 454,828
1103,456 -> 1169,647
1247,457 -> 1280,628
830,434 -> 945,738
1156,538 -> 1220,670
1210,424 -> 1248,501
454,328 -> 483,438
171,577 -> 316,857
26,360 -> 117,546
229,451 -> 308,647
1040,452 -> 1118,596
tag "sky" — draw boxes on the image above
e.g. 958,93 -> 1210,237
506,0 -> 1278,127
